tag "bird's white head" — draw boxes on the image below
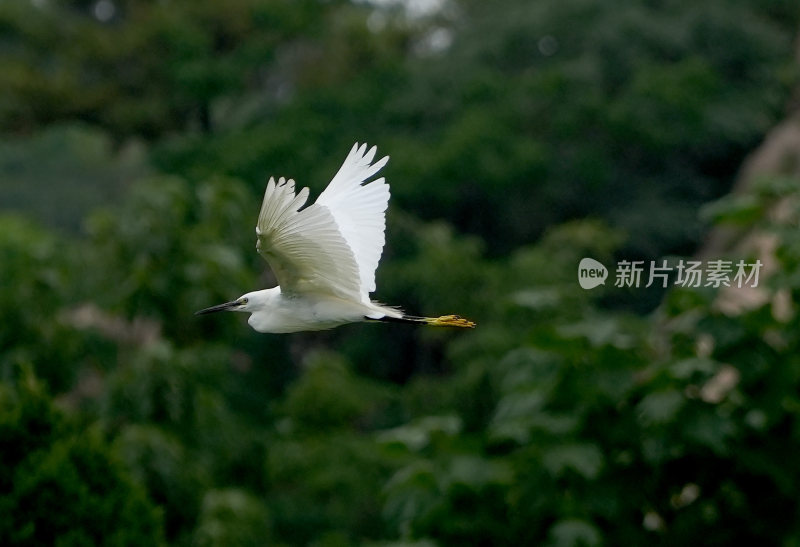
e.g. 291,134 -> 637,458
195,290 -> 269,316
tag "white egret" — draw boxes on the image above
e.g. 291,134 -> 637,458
196,143 -> 475,333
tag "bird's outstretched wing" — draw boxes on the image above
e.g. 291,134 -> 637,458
317,143 -> 390,298
256,144 -> 390,302
256,176 -> 362,300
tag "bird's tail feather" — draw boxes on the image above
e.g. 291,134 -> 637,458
370,313 -> 476,328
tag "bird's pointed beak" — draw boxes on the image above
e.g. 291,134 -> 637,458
195,300 -> 241,315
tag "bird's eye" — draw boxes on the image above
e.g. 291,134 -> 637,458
241,298 -> 249,304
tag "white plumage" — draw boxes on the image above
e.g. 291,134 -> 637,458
317,144 -> 389,298
196,143 -> 475,333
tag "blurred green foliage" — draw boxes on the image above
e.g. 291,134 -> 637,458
2,0 -> 800,545
0,368 -> 164,545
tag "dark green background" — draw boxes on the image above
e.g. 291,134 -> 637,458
2,0 -> 800,544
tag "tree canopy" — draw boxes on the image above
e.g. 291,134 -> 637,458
1,0 -> 800,544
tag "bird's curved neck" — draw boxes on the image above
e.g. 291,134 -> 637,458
249,287 -> 280,306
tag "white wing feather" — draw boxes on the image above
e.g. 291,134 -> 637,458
256,176 -> 362,300
255,144 -> 390,303
317,143 -> 390,300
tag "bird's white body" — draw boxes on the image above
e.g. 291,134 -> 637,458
196,143 -> 474,332
241,287 -> 399,334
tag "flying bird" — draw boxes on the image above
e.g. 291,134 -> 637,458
196,143 -> 475,333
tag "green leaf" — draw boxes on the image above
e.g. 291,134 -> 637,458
636,390 -> 685,426
547,518 -> 602,547
542,443 -> 604,479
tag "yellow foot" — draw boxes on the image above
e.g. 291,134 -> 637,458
426,314 -> 476,328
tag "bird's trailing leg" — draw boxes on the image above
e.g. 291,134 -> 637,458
369,313 -> 476,328
423,314 -> 476,328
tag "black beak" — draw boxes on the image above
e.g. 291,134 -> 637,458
195,300 -> 240,315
